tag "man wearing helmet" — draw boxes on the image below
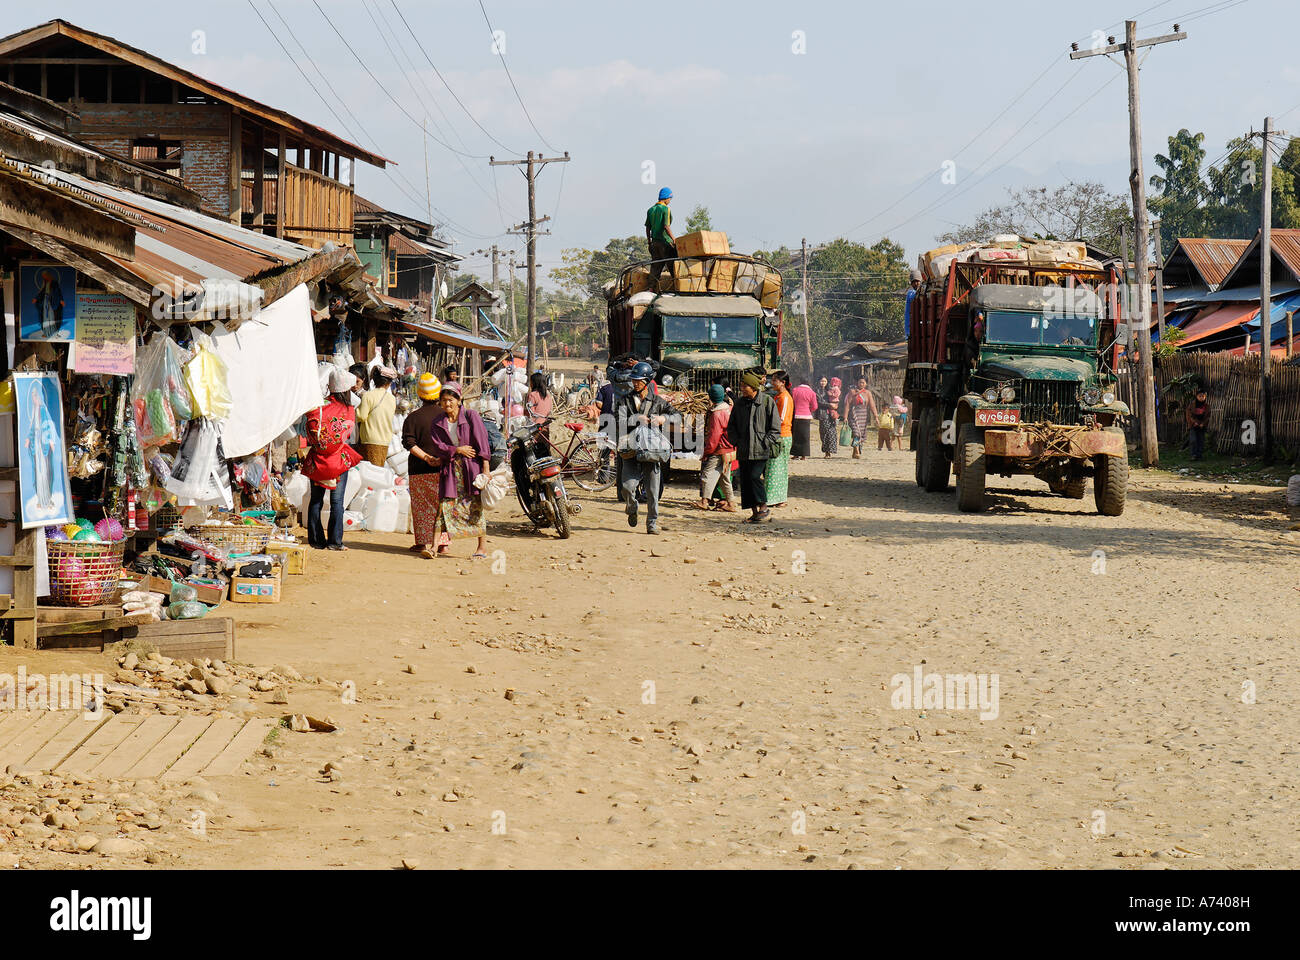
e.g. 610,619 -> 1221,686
646,187 -> 677,290
613,361 -> 679,535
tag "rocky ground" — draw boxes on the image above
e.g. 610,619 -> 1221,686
3,417 -> 1299,870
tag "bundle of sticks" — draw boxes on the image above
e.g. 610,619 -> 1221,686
666,389 -> 711,416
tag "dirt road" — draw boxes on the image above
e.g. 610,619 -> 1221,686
6,431 -> 1299,869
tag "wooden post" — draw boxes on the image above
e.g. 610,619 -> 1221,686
276,131 -> 286,240
252,124 -> 265,230
1287,310 -> 1294,357
1152,219 -> 1166,344
1260,116 -> 1274,460
801,237 -> 814,379
229,108 -> 243,227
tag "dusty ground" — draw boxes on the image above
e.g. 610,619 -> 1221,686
6,409 -> 1299,869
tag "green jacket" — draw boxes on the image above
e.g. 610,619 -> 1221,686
726,391 -> 782,460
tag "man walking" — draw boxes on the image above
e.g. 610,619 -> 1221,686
613,361 -> 678,535
646,187 -> 677,290
726,371 -> 782,524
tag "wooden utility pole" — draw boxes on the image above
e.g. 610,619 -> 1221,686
1152,219 -> 1166,344
1072,20 -> 1186,467
800,238 -> 814,378
1259,116 -> 1274,460
490,151 -> 569,371
507,255 -> 519,337
1119,222 -> 1133,333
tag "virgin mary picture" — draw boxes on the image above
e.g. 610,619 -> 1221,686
19,263 -> 76,342
15,372 -> 72,528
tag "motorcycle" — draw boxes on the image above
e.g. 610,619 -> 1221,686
508,420 -> 578,539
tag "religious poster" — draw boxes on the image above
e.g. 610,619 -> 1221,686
73,292 -> 135,374
19,263 -> 76,342
14,371 -> 73,528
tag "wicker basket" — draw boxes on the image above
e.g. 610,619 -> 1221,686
197,521 -> 275,555
46,540 -> 126,607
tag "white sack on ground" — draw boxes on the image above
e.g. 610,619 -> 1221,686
212,284 -> 322,458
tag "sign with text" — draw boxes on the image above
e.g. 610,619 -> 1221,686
73,292 -> 135,374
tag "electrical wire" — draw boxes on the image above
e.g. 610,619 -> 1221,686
476,0 -> 558,152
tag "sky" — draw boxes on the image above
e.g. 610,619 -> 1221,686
6,0 -> 1298,283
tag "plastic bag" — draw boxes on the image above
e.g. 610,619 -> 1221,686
169,582 -> 198,603
631,423 -> 672,464
168,600 -> 207,620
185,330 -> 234,420
131,334 -> 193,443
473,465 -> 510,510
165,419 -> 220,500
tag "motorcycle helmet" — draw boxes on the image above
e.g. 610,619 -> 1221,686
630,361 -> 654,381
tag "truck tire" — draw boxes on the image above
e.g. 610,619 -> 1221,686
1093,429 -> 1128,516
920,407 -> 951,493
1063,477 -> 1087,499
955,423 -> 986,512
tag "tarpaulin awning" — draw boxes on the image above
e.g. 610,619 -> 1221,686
400,319 -> 508,351
1176,303 -> 1260,345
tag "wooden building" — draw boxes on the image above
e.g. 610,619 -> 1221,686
0,19 -> 388,247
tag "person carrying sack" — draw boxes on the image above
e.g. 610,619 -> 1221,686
612,361 -> 679,536
877,404 -> 895,451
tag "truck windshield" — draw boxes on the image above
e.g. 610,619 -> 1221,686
661,314 -> 755,344
985,310 -> 1095,346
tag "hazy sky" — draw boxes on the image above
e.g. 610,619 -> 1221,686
7,0 -> 1297,280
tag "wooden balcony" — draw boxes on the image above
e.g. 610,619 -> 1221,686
241,162 -> 353,247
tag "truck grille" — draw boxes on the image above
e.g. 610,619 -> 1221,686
675,368 -> 756,394
1016,380 -> 1080,425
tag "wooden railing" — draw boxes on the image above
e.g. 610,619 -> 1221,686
278,163 -> 353,247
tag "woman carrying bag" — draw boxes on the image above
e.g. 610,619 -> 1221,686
303,368 -> 362,550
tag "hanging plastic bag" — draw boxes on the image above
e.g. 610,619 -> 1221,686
165,419 -> 220,500
472,465 -> 510,510
185,330 -> 234,420
130,333 -> 192,443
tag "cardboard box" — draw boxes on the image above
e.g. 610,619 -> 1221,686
673,258 -> 708,293
675,231 -> 730,258
624,265 -> 652,296
707,259 -> 738,293
134,574 -> 225,608
757,268 -> 783,309
265,540 -> 307,575
229,568 -> 282,603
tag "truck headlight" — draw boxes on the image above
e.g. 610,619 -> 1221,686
1081,386 -> 1102,406
999,386 -> 1015,403
1102,392 -> 1115,406
982,387 -> 999,403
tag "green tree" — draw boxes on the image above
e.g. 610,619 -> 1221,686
684,204 -> 713,233
1148,128 -> 1208,250
937,180 -> 1132,255
1202,136 -> 1300,237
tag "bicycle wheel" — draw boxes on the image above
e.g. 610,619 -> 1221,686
568,437 -> 617,491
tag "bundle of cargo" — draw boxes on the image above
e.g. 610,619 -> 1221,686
661,258 -> 709,293
623,264 -> 653,297
918,235 -> 1103,281
665,389 -> 712,416
707,258 -> 739,293
731,260 -> 783,308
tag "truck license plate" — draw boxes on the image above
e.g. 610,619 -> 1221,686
975,408 -> 1020,427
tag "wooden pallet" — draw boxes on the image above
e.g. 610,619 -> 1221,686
0,710 -> 274,780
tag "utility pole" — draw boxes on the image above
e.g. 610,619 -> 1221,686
800,238 -> 814,379
1152,219 -> 1166,344
490,150 -> 570,370
1072,20 -> 1186,468
1259,117 -> 1275,460
507,255 -> 519,337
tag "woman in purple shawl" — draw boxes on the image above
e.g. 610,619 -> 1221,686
427,380 -> 491,559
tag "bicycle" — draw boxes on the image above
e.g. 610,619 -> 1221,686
526,416 -> 617,492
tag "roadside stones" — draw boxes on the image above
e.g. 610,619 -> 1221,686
75,834 -> 99,852
92,836 -> 145,857
254,679 -> 276,692
205,676 -> 229,696
121,653 -> 138,671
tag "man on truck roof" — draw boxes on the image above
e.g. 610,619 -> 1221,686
646,187 -> 677,289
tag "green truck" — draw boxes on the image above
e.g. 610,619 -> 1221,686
606,254 -> 783,460
904,260 -> 1131,514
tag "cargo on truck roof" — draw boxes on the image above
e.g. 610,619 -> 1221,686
969,283 -> 1104,316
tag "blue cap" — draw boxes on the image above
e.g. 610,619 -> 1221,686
658,187 -> 672,200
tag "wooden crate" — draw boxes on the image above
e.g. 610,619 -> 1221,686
119,618 -> 235,661
37,604 -> 121,650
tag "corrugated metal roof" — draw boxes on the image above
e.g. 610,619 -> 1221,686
0,20 -> 389,167
400,318 -> 507,351
1168,238 -> 1249,288
1216,228 -> 1300,290
1178,303 -> 1259,345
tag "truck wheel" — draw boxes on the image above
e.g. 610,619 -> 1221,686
913,415 -> 924,486
920,408 -> 951,493
1063,477 -> 1087,499
955,423 -> 986,512
1093,431 -> 1128,516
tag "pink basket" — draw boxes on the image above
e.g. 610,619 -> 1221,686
46,540 -> 126,607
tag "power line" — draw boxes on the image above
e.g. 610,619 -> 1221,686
390,0 -> 523,156
476,0 -> 557,152
310,0 -> 489,160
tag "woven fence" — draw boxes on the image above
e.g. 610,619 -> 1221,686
1119,354 -> 1300,456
